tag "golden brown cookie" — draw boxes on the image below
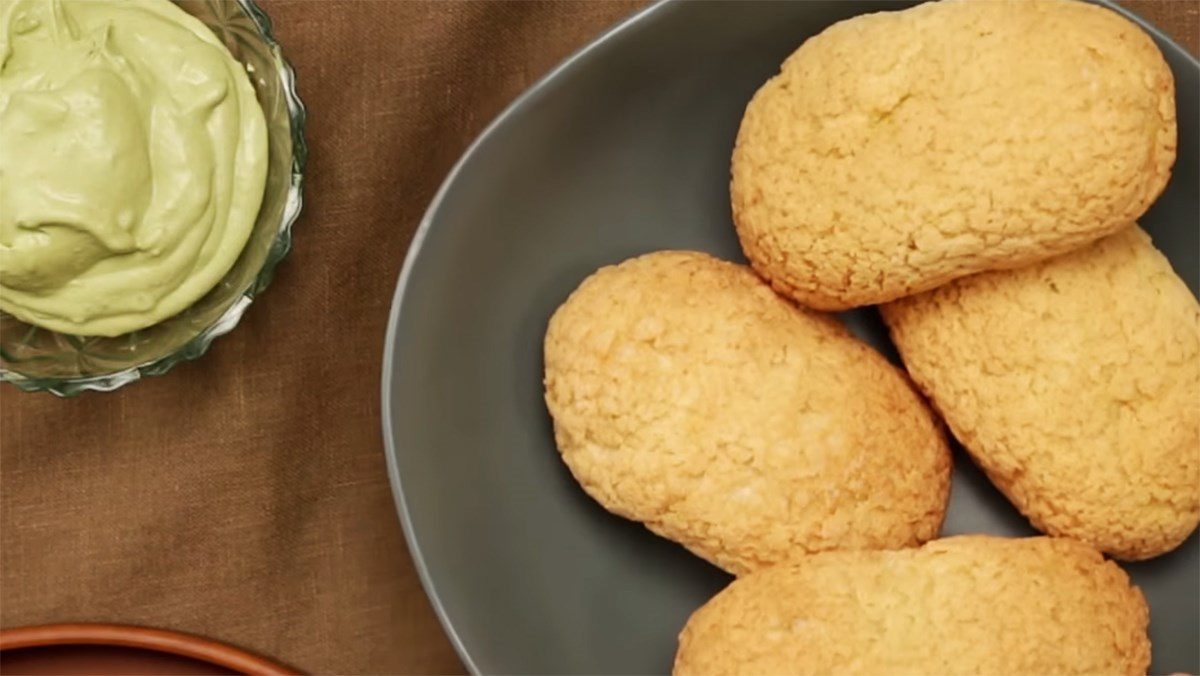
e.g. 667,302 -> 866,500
732,0 -> 1176,310
882,227 -> 1200,559
674,536 -> 1150,676
543,251 -> 950,575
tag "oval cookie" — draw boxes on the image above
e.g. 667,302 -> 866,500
543,251 -> 950,574
732,0 -> 1176,310
882,227 -> 1200,559
674,536 -> 1150,676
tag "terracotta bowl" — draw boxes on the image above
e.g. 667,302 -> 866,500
0,624 -> 296,675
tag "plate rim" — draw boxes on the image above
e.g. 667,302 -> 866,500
380,1 -> 674,671
379,1 -> 1199,673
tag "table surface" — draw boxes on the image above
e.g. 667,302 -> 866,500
1,2 -> 1195,674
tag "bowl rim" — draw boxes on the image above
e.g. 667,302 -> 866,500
0,0 -> 308,397
0,622 -> 298,675
378,0 -> 1199,672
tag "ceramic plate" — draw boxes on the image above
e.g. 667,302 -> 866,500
382,1 -> 1199,672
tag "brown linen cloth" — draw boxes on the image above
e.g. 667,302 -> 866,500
0,2 -> 1195,674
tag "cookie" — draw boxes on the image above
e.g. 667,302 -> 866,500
882,227 -> 1200,559
543,251 -> 950,575
732,0 -> 1176,310
674,536 -> 1150,676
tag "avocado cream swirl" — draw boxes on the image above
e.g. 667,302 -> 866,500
0,0 -> 268,336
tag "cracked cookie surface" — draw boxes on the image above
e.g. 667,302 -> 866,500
673,536 -> 1150,676
883,227 -> 1200,559
543,251 -> 950,575
732,0 -> 1176,310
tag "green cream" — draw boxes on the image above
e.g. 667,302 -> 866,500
0,0 -> 268,336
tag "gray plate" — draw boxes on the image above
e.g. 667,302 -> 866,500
381,1 -> 1200,673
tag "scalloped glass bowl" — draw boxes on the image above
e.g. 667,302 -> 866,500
0,0 -> 306,396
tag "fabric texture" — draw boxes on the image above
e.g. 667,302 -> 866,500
0,1 -> 1193,674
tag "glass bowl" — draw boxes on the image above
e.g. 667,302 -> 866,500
0,0 -> 307,396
